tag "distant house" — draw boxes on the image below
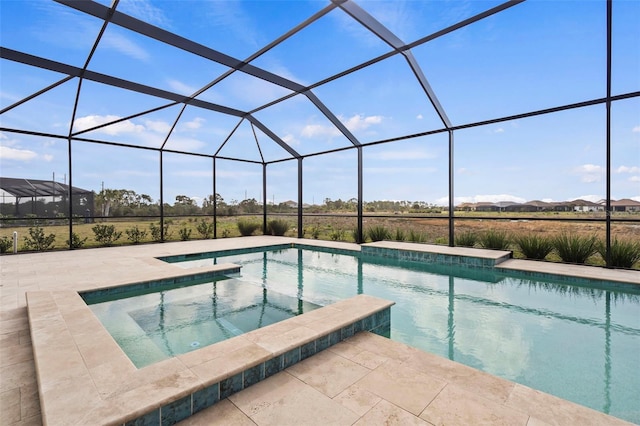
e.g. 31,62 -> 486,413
610,198 -> 640,212
505,200 -> 552,212
570,199 -> 604,212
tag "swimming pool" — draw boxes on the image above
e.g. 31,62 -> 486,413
159,246 -> 640,423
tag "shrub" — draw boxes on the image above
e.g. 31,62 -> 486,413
455,231 -> 477,247
514,234 -> 553,260
309,225 -> 321,239
149,222 -> 171,242
434,236 -> 448,245
329,229 -> 345,241
179,227 -> 192,241
221,229 -> 231,238
351,228 -> 361,243
598,237 -> 640,268
367,225 -> 391,242
237,219 -> 261,236
125,225 -> 147,244
0,236 -> 13,253
23,226 -> 56,251
394,228 -> 406,241
479,229 -> 510,250
196,219 -> 214,238
92,224 -> 122,247
66,232 -> 87,249
408,229 -> 427,243
552,233 -> 598,264
268,219 -> 290,236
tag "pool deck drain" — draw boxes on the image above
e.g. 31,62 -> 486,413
1,236 -> 638,425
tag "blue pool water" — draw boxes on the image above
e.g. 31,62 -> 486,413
87,276 -> 320,368
166,246 -> 640,423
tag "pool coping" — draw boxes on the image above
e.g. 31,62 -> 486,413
27,285 -> 393,425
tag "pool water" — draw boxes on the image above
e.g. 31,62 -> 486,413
87,277 -> 320,368
172,247 -> 640,423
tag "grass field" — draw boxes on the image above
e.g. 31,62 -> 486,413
1,212 -> 639,269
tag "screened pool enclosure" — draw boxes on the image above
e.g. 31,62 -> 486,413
1,0 -> 638,264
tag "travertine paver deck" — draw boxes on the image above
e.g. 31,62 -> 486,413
1,236 -> 638,425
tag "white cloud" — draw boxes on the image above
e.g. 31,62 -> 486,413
167,80 -> 198,95
446,194 -> 527,205
42,154 -> 54,162
183,117 -> 205,130
632,125 -> 640,133
630,176 -> 640,182
145,120 -> 172,133
73,115 -> 145,135
615,165 -> 640,174
416,114 -> 423,120
282,134 -> 299,146
164,136 -> 205,152
299,114 -> 383,139
118,0 -> 170,27
101,31 -> 150,61
573,194 -> 602,203
341,114 -> 383,132
573,164 -> 604,183
0,145 -> 37,161
301,124 -> 340,139
494,127 -> 505,133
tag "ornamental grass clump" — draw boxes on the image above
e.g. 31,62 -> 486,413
455,231 -> 478,248
514,233 -> 554,260
268,219 -> 290,236
237,219 -> 261,236
552,232 -> 598,264
394,228 -> 406,242
366,225 -> 391,242
408,229 -> 427,243
479,229 -> 510,250
598,237 -> 640,268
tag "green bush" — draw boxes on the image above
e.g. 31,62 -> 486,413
221,229 -> 231,238
267,219 -> 290,236
66,232 -> 87,249
23,226 -> 56,251
351,228 -> 360,243
329,229 -> 345,241
237,219 -> 261,236
0,236 -> 13,253
514,234 -> 554,260
367,225 -> 391,242
434,236 -> 448,245
149,222 -> 171,242
179,227 -> 192,241
394,228 -> 406,241
408,229 -> 427,243
92,224 -> 122,247
125,225 -> 147,244
310,226 -> 321,239
598,237 -> 640,268
455,231 -> 477,247
552,233 -> 598,264
479,229 -> 510,250
196,219 -> 214,238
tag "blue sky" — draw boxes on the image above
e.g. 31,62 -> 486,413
1,0 -> 638,207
